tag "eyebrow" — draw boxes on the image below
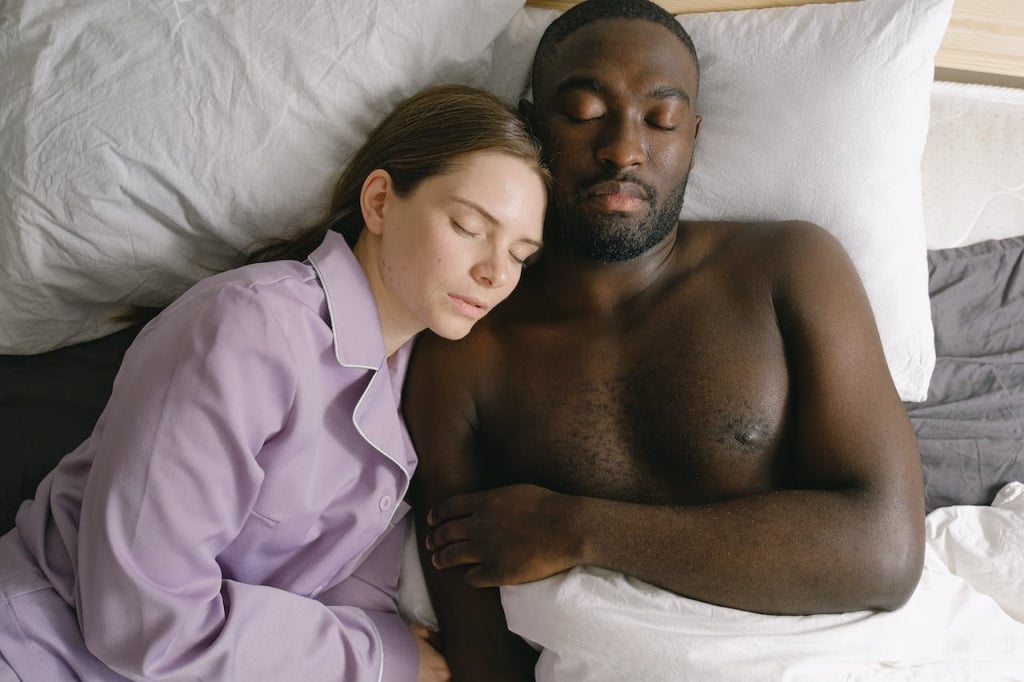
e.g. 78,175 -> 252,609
648,84 -> 690,105
554,77 -> 690,105
554,76 -> 606,98
452,197 -> 543,247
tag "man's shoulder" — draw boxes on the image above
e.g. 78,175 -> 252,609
682,218 -> 830,243
683,219 -> 841,267
410,317 -> 504,380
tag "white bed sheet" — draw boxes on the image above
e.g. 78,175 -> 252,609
399,482 -> 1024,681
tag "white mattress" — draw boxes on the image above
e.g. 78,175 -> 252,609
922,81 -> 1024,248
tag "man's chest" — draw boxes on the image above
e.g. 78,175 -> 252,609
476,313 -> 791,505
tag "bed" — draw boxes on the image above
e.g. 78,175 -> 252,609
1,0 -> 1022,677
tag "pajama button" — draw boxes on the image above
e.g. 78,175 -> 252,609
379,495 -> 393,511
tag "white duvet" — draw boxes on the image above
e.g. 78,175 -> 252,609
400,483 -> 1024,681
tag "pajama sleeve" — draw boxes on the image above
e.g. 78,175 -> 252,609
75,282 -> 416,682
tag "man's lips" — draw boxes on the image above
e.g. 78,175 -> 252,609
584,180 -> 648,212
448,293 -> 489,320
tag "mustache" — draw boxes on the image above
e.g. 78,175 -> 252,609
574,168 -> 658,201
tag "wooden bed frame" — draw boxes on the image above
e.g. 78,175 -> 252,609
524,0 -> 1024,87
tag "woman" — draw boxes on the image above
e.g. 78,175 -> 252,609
0,85 -> 548,681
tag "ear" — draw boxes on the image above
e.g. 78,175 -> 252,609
519,98 -> 540,135
690,115 -> 703,171
360,169 -> 392,236
518,98 -> 535,120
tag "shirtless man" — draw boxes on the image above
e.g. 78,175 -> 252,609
402,0 -> 926,678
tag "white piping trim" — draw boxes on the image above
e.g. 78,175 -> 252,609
308,254 -> 376,371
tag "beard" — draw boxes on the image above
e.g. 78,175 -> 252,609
553,169 -> 689,263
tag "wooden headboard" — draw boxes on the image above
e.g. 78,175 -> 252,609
523,0 -> 1024,88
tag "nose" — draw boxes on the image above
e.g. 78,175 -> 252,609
595,114 -> 646,169
471,248 -> 511,289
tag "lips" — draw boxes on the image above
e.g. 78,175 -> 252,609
584,180 -> 648,212
448,293 -> 489,320
586,180 -> 648,200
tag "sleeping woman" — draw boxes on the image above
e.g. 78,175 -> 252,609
0,84 -> 548,682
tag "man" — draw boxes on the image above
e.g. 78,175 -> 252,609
403,0 -> 926,678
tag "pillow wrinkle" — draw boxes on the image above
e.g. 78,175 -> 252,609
0,0 -> 524,353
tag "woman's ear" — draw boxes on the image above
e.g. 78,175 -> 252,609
360,169 -> 392,236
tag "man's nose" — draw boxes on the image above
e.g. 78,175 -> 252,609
595,116 -> 646,169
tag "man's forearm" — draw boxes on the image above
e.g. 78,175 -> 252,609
572,487 -> 924,615
418,521 -> 538,681
430,581 -> 538,681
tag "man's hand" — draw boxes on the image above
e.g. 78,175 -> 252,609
425,484 -> 582,586
410,622 -> 451,682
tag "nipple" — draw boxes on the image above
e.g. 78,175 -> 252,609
735,428 -> 762,445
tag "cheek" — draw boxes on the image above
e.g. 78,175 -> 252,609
655,139 -> 693,170
378,235 -> 421,293
546,125 -> 589,161
650,146 -> 692,186
392,231 -> 464,290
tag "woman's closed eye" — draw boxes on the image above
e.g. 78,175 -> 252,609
511,247 -> 541,267
452,217 -> 540,267
451,219 -> 480,238
510,251 -> 528,266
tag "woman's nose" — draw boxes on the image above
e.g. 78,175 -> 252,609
471,250 -> 510,288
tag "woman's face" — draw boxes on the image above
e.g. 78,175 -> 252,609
372,150 -> 546,341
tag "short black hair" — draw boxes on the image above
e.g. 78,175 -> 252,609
531,0 -> 700,98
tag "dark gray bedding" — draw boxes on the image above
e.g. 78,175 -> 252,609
0,324 -> 145,531
906,236 -> 1024,512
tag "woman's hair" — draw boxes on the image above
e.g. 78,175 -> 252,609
246,84 -> 550,264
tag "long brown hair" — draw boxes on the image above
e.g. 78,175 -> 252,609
246,84 -> 550,264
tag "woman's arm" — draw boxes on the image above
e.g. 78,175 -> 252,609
76,282 -> 417,681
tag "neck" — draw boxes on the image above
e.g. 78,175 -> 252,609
533,230 -> 680,315
352,234 -> 422,357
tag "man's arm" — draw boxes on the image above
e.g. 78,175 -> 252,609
425,222 -> 926,615
403,332 -> 539,681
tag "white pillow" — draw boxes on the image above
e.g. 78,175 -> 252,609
486,0 -> 953,402
0,0 -> 523,354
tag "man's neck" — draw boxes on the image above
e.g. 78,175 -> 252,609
529,229 -> 681,316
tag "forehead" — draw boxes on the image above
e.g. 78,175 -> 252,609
535,18 -> 698,106
417,151 -> 546,222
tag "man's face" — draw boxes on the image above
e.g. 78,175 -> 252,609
531,19 -> 700,262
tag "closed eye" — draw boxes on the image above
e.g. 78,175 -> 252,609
451,219 -> 480,238
566,113 -> 603,124
511,248 -> 541,267
647,120 -> 677,131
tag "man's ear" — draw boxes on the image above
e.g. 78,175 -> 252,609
360,169 -> 391,236
690,115 -> 703,171
519,98 -> 540,135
